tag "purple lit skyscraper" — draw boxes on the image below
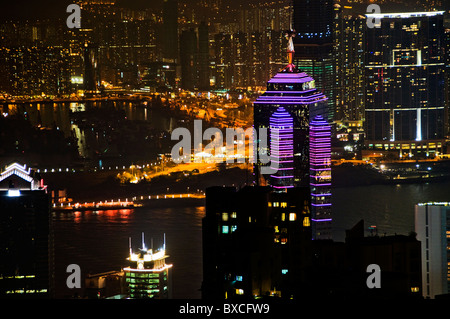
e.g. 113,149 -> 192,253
270,107 -> 294,191
253,55 -> 328,187
309,115 -> 332,240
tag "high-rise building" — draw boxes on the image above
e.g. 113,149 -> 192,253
0,163 -> 52,299
232,32 -> 248,88
445,28 -> 450,137
269,107 -> 295,191
0,46 -> 71,96
202,185 -> 312,300
214,33 -> 233,89
83,42 -> 99,93
247,32 -> 266,88
364,11 -> 447,158
309,115 -> 332,240
333,4 -> 365,122
253,38 -> 328,188
163,0 -> 179,63
292,0 -> 335,122
415,202 -> 450,299
180,28 -> 198,91
197,21 -> 210,91
123,233 -> 173,299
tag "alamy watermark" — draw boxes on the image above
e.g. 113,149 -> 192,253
170,120 -> 278,175
66,4 -> 81,29
366,4 -> 382,29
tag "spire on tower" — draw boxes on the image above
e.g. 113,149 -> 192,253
284,29 -> 296,72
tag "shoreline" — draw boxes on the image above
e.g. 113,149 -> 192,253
42,163 -> 450,206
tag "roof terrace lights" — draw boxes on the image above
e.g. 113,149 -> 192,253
7,189 -> 21,197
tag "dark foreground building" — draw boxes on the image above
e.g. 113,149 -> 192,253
0,163 -> 52,298
202,186 -> 312,300
202,186 -> 423,300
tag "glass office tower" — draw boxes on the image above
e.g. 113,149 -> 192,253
364,11 -> 447,158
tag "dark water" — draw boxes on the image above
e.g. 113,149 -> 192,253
52,180 -> 450,299
53,205 -> 205,299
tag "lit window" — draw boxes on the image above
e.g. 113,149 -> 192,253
411,287 -> 419,293
236,276 -> 243,282
289,213 -> 296,221
273,202 -> 279,207
7,189 -> 20,197
281,202 -> 287,208
231,225 -> 237,232
222,213 -> 228,221
222,225 -> 229,234
303,217 -> 310,227
231,212 -> 237,219
282,269 -> 288,275
281,213 -> 285,221
236,289 -> 244,295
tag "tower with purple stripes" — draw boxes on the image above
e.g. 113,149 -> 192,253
309,115 -> 332,240
269,107 -> 294,190
253,30 -> 332,239
253,59 -> 328,188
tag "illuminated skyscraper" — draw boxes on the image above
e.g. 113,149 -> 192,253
269,107 -> 294,191
333,4 -> 365,122
253,33 -> 328,188
364,11 -> 447,158
0,163 -> 52,299
309,116 -> 332,240
415,202 -> 450,299
214,33 -> 232,89
123,233 -> 173,299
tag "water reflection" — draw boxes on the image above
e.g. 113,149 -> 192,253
53,205 -> 205,299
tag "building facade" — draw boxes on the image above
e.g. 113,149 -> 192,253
269,106 -> 295,191
364,11 -> 447,158
253,68 -> 329,188
415,202 -> 450,299
202,186 -> 312,300
333,4 -> 365,123
123,234 -> 173,299
292,0 -> 335,122
309,115 -> 332,240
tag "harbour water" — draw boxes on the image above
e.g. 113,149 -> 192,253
52,179 -> 450,299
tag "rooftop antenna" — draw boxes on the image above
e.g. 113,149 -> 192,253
163,233 -> 166,250
283,0 -> 296,72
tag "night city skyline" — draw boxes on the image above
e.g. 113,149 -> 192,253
0,0 -> 450,315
